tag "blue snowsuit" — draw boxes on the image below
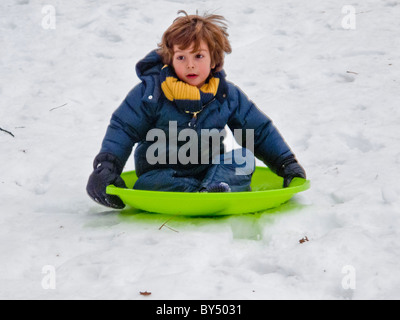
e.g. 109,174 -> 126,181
99,50 -> 294,192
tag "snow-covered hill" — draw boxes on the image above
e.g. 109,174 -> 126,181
1,0 -> 399,299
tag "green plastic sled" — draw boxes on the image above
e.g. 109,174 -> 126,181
106,166 -> 310,216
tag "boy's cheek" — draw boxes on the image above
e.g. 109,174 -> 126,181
172,64 -> 184,77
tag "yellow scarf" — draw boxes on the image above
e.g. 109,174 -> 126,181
160,65 -> 220,114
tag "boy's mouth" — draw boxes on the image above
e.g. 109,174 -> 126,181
186,74 -> 198,79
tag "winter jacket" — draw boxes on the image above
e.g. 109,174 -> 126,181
99,50 -> 294,177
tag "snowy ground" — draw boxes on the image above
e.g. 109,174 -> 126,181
1,0 -> 400,300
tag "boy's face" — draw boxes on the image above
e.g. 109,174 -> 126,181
172,40 -> 215,88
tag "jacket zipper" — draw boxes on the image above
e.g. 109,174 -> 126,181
187,98 -> 216,128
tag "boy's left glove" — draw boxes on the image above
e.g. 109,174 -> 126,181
86,153 -> 127,209
278,156 -> 306,188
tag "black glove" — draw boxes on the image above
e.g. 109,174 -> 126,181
278,156 -> 306,188
86,153 -> 127,209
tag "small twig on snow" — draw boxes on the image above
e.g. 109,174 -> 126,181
164,225 -> 179,233
159,215 -> 179,233
49,103 -> 68,112
0,127 -> 15,137
356,10 -> 372,15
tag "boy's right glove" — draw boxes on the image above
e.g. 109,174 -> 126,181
278,156 -> 306,188
86,153 -> 127,209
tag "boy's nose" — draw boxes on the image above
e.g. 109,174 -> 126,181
186,58 -> 195,69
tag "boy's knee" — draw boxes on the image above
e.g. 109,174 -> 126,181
134,169 -> 201,192
133,169 -> 174,191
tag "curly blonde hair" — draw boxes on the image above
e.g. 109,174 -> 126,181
158,10 -> 232,72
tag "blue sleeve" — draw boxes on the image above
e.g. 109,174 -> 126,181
100,84 -> 156,166
227,84 -> 294,174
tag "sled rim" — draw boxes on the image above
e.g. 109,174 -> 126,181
106,167 -> 310,216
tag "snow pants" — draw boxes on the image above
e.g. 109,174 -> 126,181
133,149 -> 255,192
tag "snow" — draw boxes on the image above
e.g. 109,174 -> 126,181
1,0 -> 400,300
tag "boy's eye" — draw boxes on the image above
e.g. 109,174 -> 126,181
176,56 -> 185,61
196,54 -> 204,59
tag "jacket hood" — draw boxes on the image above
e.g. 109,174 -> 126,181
135,50 -> 163,80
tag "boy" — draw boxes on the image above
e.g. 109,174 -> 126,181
87,11 -> 306,209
